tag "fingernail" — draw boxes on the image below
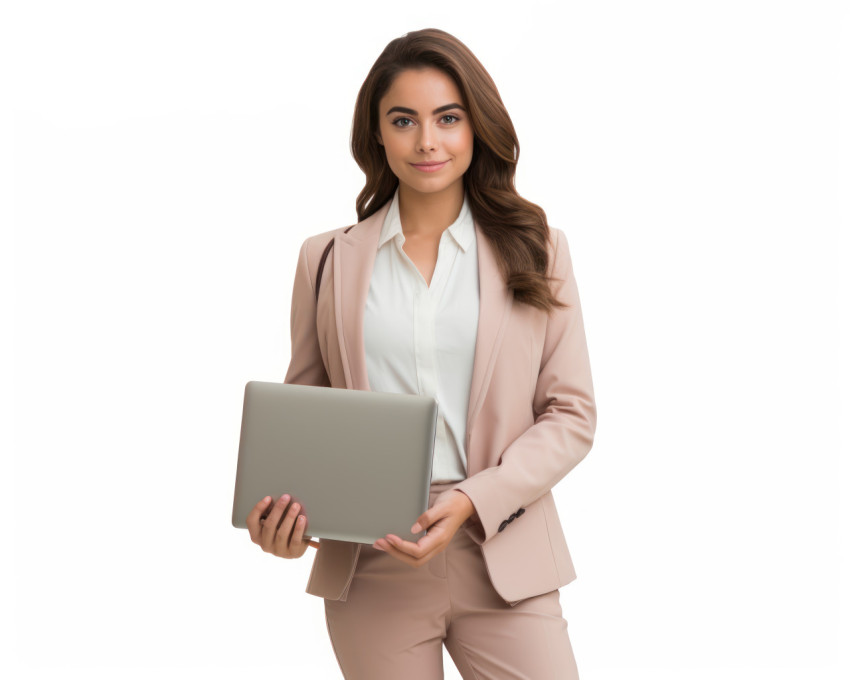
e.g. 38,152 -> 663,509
373,543 -> 384,551
411,523 -> 421,533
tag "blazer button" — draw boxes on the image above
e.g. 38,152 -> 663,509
516,508 -> 525,517
498,520 -> 509,532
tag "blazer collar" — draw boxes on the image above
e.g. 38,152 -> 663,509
332,196 -> 513,441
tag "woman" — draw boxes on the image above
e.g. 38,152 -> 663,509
246,28 -> 596,679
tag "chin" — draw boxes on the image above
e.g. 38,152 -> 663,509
408,182 -> 458,196
405,172 -> 464,190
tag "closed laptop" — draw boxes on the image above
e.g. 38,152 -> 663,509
232,381 -> 438,544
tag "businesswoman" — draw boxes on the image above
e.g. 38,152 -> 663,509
246,28 -> 597,680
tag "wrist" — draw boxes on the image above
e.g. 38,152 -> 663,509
453,489 -> 476,522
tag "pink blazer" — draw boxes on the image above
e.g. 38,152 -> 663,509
284,197 -> 597,606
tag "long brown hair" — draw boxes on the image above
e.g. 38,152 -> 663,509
349,28 -> 568,314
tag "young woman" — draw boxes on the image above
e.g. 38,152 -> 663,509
246,28 -> 597,680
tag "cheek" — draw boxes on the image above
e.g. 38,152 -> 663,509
379,126 -> 404,157
381,141 -> 407,174
449,131 -> 474,172
448,129 -> 474,158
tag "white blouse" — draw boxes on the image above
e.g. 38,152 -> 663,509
363,186 -> 480,483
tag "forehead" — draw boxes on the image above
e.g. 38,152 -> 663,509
379,67 -> 464,110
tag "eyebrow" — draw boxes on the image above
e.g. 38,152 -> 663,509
385,103 -> 466,116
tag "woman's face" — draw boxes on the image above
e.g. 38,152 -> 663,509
375,66 -> 474,197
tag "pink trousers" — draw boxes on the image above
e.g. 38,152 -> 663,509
323,481 -> 580,679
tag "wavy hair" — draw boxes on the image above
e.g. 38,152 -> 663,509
349,28 -> 568,314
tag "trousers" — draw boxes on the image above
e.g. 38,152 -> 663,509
323,481 -> 580,679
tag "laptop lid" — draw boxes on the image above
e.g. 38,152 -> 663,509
231,381 -> 438,544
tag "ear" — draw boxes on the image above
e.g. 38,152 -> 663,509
375,131 -> 383,146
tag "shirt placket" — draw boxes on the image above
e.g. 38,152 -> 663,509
412,262 -> 448,455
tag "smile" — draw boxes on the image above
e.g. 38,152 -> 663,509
410,160 -> 449,173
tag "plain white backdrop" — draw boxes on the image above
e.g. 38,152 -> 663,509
3,1 -> 848,678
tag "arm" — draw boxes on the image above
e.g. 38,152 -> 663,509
284,237 -> 332,388
452,228 -> 597,544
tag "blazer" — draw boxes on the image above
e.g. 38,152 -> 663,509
283,197 -> 597,606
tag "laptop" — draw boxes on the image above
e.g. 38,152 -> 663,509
231,381 -> 439,544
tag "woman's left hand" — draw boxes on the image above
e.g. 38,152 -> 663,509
372,490 -> 475,567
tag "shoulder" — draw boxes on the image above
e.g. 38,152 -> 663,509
296,224 -> 353,272
301,225 -> 350,255
545,226 -> 568,276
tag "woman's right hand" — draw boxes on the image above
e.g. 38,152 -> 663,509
246,494 -> 321,559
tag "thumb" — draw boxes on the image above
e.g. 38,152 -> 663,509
411,509 -> 431,533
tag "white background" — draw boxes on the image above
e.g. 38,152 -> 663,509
3,1 -> 848,678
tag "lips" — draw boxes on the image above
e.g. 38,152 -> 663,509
411,160 -> 449,172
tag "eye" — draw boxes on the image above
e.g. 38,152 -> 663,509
390,114 -> 461,128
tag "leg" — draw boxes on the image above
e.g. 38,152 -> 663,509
443,529 -> 580,679
323,542 -> 450,680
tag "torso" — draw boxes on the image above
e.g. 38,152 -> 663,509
402,237 -> 441,288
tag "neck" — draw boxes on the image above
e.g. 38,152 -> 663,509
397,181 -> 465,241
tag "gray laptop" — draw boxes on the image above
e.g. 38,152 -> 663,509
231,381 -> 438,544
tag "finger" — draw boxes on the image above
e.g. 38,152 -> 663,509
290,510 -> 310,550
411,508 -> 432,534
408,530 -> 442,555
295,520 -> 320,550
247,496 -> 273,543
376,538 -> 419,567
384,536 -> 442,567
392,530 -> 447,558
413,501 -> 454,533
261,494 -> 290,550
383,534 -> 430,560
275,500 -> 301,550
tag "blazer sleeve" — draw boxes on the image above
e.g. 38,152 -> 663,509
452,228 -> 597,544
283,237 -> 332,387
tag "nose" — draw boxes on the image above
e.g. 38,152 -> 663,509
417,125 -> 437,153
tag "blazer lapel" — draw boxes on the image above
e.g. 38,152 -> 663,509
334,199 -> 513,468
464,220 -> 513,457
333,200 -> 389,393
